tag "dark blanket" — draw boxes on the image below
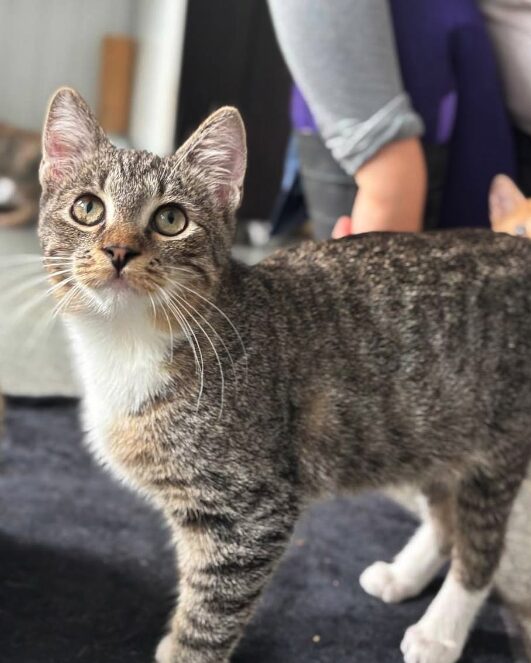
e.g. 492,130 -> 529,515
0,399 -> 514,662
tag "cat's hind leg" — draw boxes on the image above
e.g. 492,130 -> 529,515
360,486 -> 453,604
360,521 -> 446,604
401,464 -> 525,663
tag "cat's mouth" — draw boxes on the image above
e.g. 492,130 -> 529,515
97,274 -> 145,299
91,271 -> 164,304
91,276 -> 145,311
64,258 -> 166,310
106,274 -> 134,290
77,264 -> 143,293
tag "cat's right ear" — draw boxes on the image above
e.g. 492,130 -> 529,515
40,87 -> 106,185
489,175 -> 525,224
174,107 -> 247,211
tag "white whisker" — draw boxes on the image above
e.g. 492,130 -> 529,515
9,274 -> 76,325
0,255 -> 45,266
157,285 -> 204,409
171,289 -> 236,382
150,291 -> 174,365
23,300 -> 62,354
3,265 -> 70,296
51,281 -> 84,320
46,274 -> 77,298
167,290 -> 225,418
0,269 -> 71,304
165,294 -> 202,378
0,274 -> 76,348
165,265 -> 198,276
173,279 -> 248,380
0,254 -> 70,271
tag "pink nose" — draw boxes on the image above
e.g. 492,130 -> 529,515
102,245 -> 140,274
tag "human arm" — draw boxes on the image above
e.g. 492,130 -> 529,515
268,0 -> 427,234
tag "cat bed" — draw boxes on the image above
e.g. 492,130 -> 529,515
0,398 -> 519,662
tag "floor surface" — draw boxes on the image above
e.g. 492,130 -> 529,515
0,399 -> 515,663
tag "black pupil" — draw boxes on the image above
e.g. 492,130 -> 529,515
86,200 -> 93,214
167,211 -> 175,224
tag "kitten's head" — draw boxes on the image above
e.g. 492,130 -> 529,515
38,87 -> 246,315
489,175 -> 531,238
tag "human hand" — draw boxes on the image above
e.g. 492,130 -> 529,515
331,138 -> 427,238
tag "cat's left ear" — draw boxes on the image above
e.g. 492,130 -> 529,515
175,107 -> 247,211
489,174 -> 525,224
40,87 -> 107,185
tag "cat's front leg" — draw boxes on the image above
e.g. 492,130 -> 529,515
156,510 -> 294,663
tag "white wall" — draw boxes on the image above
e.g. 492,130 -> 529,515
0,0 -> 188,154
129,0 -> 188,154
0,0 -> 138,131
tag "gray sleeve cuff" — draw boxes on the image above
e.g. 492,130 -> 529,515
321,94 -> 425,175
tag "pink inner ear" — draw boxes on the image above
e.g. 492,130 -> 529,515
177,111 -> 246,207
44,133 -> 79,181
229,145 -> 246,185
194,141 -> 245,207
215,150 -> 244,206
490,188 -> 521,220
489,176 -> 525,221
48,134 -> 72,160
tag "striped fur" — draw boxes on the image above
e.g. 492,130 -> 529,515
38,89 -> 531,663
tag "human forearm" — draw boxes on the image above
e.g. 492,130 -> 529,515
268,0 -> 423,175
335,138 -> 426,235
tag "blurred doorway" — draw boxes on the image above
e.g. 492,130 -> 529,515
175,0 -> 291,221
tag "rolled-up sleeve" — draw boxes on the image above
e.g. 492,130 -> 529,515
268,0 -> 424,175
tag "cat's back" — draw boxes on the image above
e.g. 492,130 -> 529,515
250,230 -> 531,437
249,229 -> 531,366
257,229 -> 531,296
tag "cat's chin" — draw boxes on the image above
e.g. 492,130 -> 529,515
105,277 -> 135,293
90,280 -> 146,315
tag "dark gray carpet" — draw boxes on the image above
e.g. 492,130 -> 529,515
0,399 -> 514,662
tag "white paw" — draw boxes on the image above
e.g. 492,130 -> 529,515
401,624 -> 461,663
359,561 -> 420,603
155,633 -> 173,663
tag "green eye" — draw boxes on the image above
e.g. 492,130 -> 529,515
152,204 -> 188,237
71,194 -> 105,226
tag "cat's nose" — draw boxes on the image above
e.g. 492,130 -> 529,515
102,245 -> 140,274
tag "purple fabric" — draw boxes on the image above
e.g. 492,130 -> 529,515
291,87 -> 318,133
292,0 -> 516,229
436,91 -> 457,144
390,0 -> 516,228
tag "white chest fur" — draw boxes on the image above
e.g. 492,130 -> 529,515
65,304 -> 170,465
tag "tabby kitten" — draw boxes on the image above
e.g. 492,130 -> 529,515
38,88 -> 531,663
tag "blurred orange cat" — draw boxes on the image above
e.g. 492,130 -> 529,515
490,175 -> 531,237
